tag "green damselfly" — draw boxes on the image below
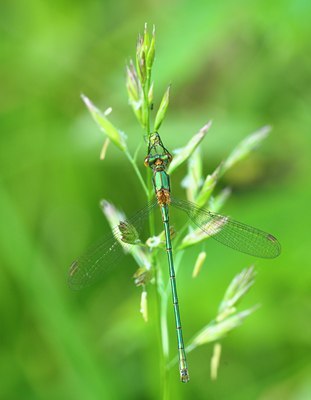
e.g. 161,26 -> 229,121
69,132 -> 281,383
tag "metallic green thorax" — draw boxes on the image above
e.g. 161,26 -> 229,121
145,132 -> 189,383
153,170 -> 170,193
144,132 -> 172,205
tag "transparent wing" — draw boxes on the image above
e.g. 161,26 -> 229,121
68,201 -> 157,290
171,197 -> 281,258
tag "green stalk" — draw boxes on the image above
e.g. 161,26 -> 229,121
125,150 -> 149,197
143,61 -> 171,393
156,263 -> 170,399
144,77 -> 151,135
129,25 -> 204,391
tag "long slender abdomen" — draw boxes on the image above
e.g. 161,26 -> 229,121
160,204 -> 189,382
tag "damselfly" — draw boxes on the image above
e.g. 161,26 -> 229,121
69,132 -> 281,383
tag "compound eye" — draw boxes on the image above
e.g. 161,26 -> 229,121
144,156 -> 149,167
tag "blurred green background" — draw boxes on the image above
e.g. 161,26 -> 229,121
1,0 -> 311,399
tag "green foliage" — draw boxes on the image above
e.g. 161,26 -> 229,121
187,267 -> 257,349
126,24 -> 156,134
1,2 -> 310,400
168,121 -> 212,175
81,94 -> 127,151
80,25 -> 277,390
154,85 -> 170,131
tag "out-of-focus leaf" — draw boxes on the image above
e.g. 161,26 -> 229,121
182,148 -> 203,202
136,34 -> 146,85
143,23 -> 150,50
100,200 -> 151,270
81,94 -> 127,152
100,138 -> 110,160
195,162 -> 222,207
219,125 -> 271,177
178,214 -> 227,250
208,187 -> 231,213
148,82 -> 154,105
186,307 -> 257,351
140,289 -> 148,322
118,221 -> 140,245
146,25 -> 155,71
217,266 -> 256,321
210,343 -> 222,381
126,60 -> 145,127
154,85 -> 171,131
133,267 -> 153,287
126,62 -> 139,103
192,251 -> 207,278
168,121 -> 212,175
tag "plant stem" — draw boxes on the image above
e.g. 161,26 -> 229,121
125,150 -> 149,197
154,263 -> 170,398
144,71 -> 151,135
161,290 -> 170,399
131,29 -> 171,393
143,70 -> 170,395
